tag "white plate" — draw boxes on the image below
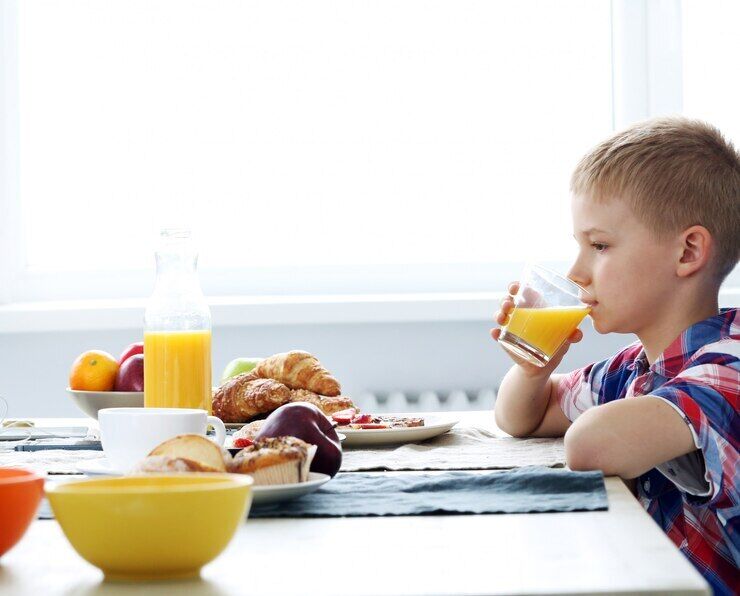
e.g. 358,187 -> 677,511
77,458 -> 123,476
77,459 -> 331,506
251,472 -> 330,506
337,417 -> 459,447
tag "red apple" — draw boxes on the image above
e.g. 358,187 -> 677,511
118,342 -> 144,365
256,402 -> 342,477
114,354 -> 144,392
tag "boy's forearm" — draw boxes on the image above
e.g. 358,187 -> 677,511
494,365 -> 553,437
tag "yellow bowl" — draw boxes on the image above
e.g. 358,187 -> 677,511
46,474 -> 252,581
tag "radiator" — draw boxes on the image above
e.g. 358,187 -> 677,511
354,388 -> 497,413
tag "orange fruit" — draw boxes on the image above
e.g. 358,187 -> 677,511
69,350 -> 119,391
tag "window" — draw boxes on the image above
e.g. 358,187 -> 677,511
682,0 -> 740,143
10,0 -> 613,300
680,0 -> 740,290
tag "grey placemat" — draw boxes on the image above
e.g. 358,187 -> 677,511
250,467 -> 607,518
341,427 -> 566,472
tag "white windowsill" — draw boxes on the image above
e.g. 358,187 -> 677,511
0,292 -> 505,334
1,288 -> 737,334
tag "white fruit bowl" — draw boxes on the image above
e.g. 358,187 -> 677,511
66,389 -> 144,420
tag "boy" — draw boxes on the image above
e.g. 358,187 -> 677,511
491,117 -> 738,595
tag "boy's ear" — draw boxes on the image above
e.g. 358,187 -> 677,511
676,225 -> 712,278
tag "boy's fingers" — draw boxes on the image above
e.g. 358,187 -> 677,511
568,328 -> 583,343
490,328 -> 501,341
495,311 -> 510,326
507,282 -> 520,295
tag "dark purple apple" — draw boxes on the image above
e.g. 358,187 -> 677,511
114,353 -> 144,391
118,341 -> 144,365
256,402 -> 342,477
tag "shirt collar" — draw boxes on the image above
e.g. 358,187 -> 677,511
644,308 -> 738,379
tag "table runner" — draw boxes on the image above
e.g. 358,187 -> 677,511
250,468 -> 607,518
0,427 -> 565,476
0,447 -> 103,476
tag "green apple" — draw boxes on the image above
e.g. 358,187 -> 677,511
221,357 -> 263,382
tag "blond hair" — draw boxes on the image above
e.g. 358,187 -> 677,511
571,116 -> 740,280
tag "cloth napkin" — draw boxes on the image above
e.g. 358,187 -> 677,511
249,467 -> 607,518
341,427 -> 566,472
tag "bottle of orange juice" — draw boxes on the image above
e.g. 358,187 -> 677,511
144,229 -> 212,412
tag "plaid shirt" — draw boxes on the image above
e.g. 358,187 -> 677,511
556,308 -> 739,595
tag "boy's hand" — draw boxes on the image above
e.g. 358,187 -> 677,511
490,282 -> 583,377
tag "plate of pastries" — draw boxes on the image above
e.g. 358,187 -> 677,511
213,350 -> 457,448
132,433 -> 331,506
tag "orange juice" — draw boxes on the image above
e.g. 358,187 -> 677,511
502,306 -> 590,359
144,330 -> 212,411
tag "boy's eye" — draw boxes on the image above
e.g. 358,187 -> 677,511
591,242 -> 608,252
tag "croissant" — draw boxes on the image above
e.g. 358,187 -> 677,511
212,373 -> 291,422
253,351 -> 341,397
289,389 -> 355,416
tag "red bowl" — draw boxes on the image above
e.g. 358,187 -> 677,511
0,468 -> 44,557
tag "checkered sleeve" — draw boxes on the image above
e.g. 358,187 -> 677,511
555,342 -> 643,422
649,340 -> 740,506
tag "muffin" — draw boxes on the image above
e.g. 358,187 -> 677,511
229,436 -> 316,485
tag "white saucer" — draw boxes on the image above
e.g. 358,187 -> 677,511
251,472 -> 331,506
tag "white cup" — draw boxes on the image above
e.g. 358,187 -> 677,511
98,407 -> 226,473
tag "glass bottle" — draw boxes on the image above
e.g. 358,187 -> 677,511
144,228 -> 212,412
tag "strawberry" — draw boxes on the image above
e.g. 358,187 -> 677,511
332,408 -> 356,419
233,437 -> 254,448
331,408 -> 357,425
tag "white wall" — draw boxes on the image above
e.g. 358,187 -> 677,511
0,319 -> 632,419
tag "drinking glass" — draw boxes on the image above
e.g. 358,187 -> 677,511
498,264 -> 592,367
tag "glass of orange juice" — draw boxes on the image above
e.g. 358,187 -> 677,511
498,264 -> 592,367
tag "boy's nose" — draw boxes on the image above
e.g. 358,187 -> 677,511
567,262 -> 590,289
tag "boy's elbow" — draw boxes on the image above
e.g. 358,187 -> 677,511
564,408 -> 641,478
564,409 -> 620,475
494,407 -> 535,438
494,408 -> 514,436
564,422 -> 600,472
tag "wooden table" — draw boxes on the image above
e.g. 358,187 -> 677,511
0,414 -> 710,595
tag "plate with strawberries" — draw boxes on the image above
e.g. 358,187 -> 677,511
330,409 -> 458,447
